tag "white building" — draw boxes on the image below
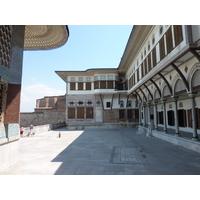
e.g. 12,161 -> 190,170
56,25 -> 200,141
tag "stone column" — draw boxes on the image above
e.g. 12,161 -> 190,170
143,103 -> 146,126
172,97 -> 180,136
161,99 -> 167,132
138,103 -> 142,125
188,93 -> 199,141
147,102 -> 151,124
153,101 -> 158,130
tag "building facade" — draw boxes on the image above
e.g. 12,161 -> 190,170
56,69 -> 139,127
57,25 -> 200,140
0,25 -> 69,171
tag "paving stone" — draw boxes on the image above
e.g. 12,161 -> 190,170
1,127 -> 200,175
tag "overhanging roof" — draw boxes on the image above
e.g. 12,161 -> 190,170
24,25 -> 69,50
56,68 -> 118,82
118,25 -> 154,72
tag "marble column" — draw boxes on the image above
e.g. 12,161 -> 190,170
188,93 -> 199,141
161,99 -> 167,132
143,103 -> 146,126
153,101 -> 158,130
138,103 -> 142,125
147,102 -> 151,124
172,97 -> 180,137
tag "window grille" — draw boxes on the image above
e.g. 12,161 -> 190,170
78,100 -> 84,106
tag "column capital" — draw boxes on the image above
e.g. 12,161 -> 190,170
147,102 -> 152,106
153,100 -> 158,104
188,92 -> 197,98
161,98 -> 167,103
171,96 -> 179,101
143,102 -> 147,107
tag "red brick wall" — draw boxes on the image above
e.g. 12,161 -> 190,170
103,109 -> 119,123
5,83 -> 21,124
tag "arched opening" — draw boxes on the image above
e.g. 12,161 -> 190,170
174,79 -> 187,96
191,69 -> 200,91
163,85 -> 171,98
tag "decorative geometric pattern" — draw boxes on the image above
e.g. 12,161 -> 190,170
86,100 -> 93,106
24,25 -> 69,50
0,25 -> 12,68
110,147 -> 149,164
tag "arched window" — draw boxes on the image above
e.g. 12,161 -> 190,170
144,47 -> 146,56
148,41 -> 150,51
120,100 -> 124,108
127,100 -> 132,108
179,102 -> 183,108
152,34 -> 155,45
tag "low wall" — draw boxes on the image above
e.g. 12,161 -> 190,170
23,123 -> 66,135
20,111 -> 65,127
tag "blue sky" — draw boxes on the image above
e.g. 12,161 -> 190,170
20,25 -> 133,112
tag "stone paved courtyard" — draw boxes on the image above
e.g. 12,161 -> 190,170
1,127 -> 200,175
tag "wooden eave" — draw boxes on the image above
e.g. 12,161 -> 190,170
24,25 -> 69,50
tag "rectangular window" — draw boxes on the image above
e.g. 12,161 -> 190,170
145,58 -> 148,74
107,75 -> 113,80
71,77 -> 75,82
100,75 -> 106,80
86,82 -> 91,90
132,73 -> 135,85
127,109 -> 133,119
115,81 -> 119,89
159,36 -> 165,60
107,81 -> 113,89
174,25 -> 183,47
147,54 -> 151,71
70,82 -> 76,90
100,81 -> 106,89
166,26 -> 173,54
78,77 -> 83,81
128,78 -> 131,90
152,46 -> 157,67
86,77 -> 91,82
68,107 -> 75,119
94,81 -> 99,89
77,107 -> 84,119
78,82 -> 83,90
136,69 -> 139,82
86,107 -> 93,118
119,109 -> 125,119
135,109 -> 139,119
143,61 -> 146,76
141,63 -> 144,78
106,102 -> 111,108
